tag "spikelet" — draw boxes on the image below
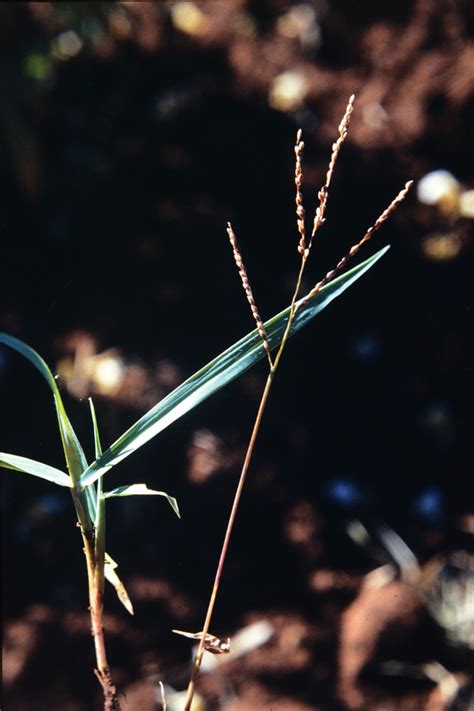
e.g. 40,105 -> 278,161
226,222 -> 272,363
311,95 -> 355,241
301,181 -> 413,306
294,129 -> 306,256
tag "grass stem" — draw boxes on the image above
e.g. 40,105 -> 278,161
83,529 -> 121,710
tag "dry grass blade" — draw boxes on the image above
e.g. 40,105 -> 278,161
226,222 -> 272,366
302,180 -> 413,306
311,95 -> 355,242
172,629 -> 231,653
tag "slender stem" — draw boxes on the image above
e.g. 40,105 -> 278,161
73,482 -> 121,711
80,399 -> 119,709
84,534 -> 108,670
183,370 -> 275,709
183,254 -> 309,711
82,530 -> 121,711
273,254 -> 308,371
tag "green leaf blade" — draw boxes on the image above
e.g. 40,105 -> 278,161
89,397 -> 103,460
80,247 -> 389,487
103,483 -> 180,518
0,452 -> 72,487
0,333 -> 96,529
88,397 -> 104,523
0,333 -> 88,484
89,398 -> 106,594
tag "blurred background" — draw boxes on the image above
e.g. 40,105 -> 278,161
1,2 -> 473,710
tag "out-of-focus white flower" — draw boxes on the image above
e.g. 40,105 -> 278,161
417,169 -> 461,215
54,30 -> 83,59
92,353 -> 125,395
421,232 -> 462,261
170,2 -> 208,37
269,69 -> 307,112
459,189 -> 474,219
417,170 -> 460,205
276,4 -> 321,51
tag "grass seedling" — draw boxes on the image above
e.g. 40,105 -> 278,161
183,96 -> 412,710
0,343 -> 180,710
1,97 -> 408,710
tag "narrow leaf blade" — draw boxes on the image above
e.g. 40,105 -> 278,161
81,247 -> 389,487
89,397 -> 103,460
0,333 -> 96,527
89,398 -> 104,524
103,483 -> 180,518
89,398 -> 106,593
0,452 -> 72,487
0,333 -> 88,484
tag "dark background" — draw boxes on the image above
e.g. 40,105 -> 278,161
1,2 -> 473,709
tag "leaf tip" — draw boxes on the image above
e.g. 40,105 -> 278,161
170,497 -> 181,518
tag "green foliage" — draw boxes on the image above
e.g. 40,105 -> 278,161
80,247 -> 388,488
0,452 -> 72,487
103,483 -> 180,518
0,333 -> 87,483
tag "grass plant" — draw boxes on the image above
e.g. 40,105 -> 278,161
182,96 -> 412,710
0,96 -> 411,710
